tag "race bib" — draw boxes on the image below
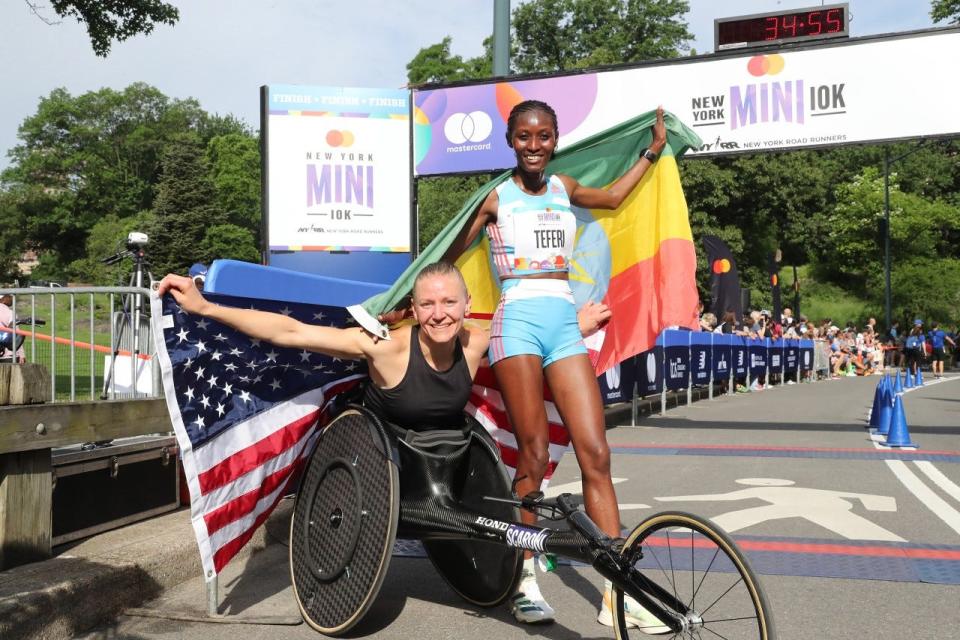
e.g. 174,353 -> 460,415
512,209 -> 576,272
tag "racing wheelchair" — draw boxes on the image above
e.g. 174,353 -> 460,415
289,405 -> 775,638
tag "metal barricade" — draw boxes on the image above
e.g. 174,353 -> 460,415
0,286 -> 159,402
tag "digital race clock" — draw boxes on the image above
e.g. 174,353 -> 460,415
715,3 -> 849,50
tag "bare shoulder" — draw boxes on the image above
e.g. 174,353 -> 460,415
556,173 -> 579,196
459,325 -> 490,357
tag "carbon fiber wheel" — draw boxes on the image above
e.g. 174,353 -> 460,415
423,427 -> 522,607
289,409 -> 399,635
614,511 -> 775,640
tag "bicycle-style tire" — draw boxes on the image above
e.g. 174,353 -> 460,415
614,511 -> 775,640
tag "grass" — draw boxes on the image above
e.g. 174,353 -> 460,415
786,264 -> 875,327
5,290 -> 155,401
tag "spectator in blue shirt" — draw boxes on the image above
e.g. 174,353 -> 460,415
927,321 -> 955,379
905,321 -> 926,377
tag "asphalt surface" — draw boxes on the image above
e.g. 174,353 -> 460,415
45,374 -> 960,638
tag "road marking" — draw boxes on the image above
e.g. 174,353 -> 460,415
886,459 -> 960,536
914,461 -> 960,504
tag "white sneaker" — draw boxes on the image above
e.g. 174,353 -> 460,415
508,592 -> 554,624
598,589 -> 671,634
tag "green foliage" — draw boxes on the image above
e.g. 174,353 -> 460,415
147,134 -> 226,276
46,0 -> 179,56
931,0 -> 960,23
511,0 -> 692,72
2,85 -> 216,263
0,83 -> 256,280
66,211 -> 156,284
201,224 -> 261,265
207,134 -> 262,244
874,258 -> 960,323
416,174 -> 495,250
821,167 -> 960,291
790,264 -> 874,327
406,37 -> 492,85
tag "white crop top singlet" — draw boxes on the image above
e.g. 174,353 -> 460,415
486,175 -> 577,279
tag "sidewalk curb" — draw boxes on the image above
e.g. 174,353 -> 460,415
0,502 -> 290,640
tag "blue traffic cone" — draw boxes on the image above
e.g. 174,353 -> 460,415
885,394 -> 916,448
868,378 -> 886,428
894,369 -> 904,394
917,367 -> 924,386
876,383 -> 894,436
904,368 -> 914,389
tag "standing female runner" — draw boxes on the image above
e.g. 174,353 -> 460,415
444,101 -> 668,632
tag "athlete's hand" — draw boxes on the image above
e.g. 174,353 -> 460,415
156,273 -> 210,315
578,301 -> 611,338
650,106 -> 667,154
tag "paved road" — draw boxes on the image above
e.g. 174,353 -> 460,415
83,374 -> 960,639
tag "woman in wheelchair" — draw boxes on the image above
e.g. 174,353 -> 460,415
157,263 -> 610,621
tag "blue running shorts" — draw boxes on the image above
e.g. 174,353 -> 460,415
488,279 -> 587,367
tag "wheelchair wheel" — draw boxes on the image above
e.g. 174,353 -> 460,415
422,425 -> 522,607
614,511 -> 775,640
289,409 -> 399,636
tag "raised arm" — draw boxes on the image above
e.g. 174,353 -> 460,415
441,189 -> 500,265
156,274 -> 376,360
560,106 -> 667,211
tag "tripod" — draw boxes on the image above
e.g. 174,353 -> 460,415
100,245 -> 152,399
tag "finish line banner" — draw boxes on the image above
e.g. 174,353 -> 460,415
263,85 -> 411,252
412,28 -> 960,175
599,331 -> 815,403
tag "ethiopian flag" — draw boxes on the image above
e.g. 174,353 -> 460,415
362,110 -> 702,374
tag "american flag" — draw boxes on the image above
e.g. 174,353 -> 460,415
150,292 -> 365,580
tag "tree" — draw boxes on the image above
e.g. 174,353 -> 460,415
147,134 -> 226,276
0,83 -> 248,274
511,0 -> 693,73
201,224 -> 261,265
28,0 -> 179,56
406,37 -> 492,86
66,211 -> 155,284
820,167 -> 960,296
931,0 -> 960,23
207,133 -> 262,245
416,174 -> 494,250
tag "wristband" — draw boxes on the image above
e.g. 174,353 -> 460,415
641,148 -> 659,163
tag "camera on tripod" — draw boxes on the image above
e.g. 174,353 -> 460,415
102,232 -> 149,266
126,232 -> 148,250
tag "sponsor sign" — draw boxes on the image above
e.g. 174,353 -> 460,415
264,84 -> 411,251
663,330 -> 690,391
785,341 -> 800,371
800,339 -> 815,371
769,338 -> 785,374
637,346 -> 663,396
690,333 -> 713,385
749,338 -> 769,379
712,334 -> 734,378
597,357 -> 637,405
732,336 -> 749,377
412,29 -> 960,175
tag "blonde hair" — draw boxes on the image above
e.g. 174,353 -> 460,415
412,262 -> 467,299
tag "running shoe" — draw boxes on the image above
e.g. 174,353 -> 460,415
508,592 -> 554,624
597,589 -> 671,634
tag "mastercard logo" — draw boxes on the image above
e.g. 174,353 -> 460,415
325,130 -> 355,147
712,259 -> 731,274
747,54 -> 785,77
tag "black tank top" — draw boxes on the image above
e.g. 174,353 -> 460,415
363,326 -> 472,430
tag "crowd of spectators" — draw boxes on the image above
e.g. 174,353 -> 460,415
697,304 -> 957,387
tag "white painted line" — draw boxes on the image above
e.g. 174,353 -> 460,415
914,461 -> 960,504
886,459 -> 960,536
